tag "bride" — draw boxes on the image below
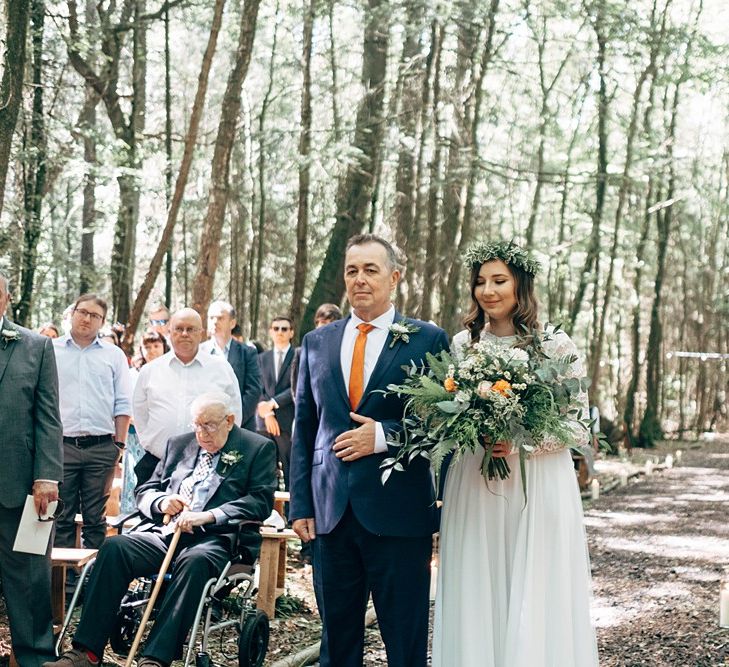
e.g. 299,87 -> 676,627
432,241 -> 599,667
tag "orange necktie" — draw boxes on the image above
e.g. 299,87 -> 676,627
349,323 -> 375,409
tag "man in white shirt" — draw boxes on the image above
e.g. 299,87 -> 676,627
53,293 -> 133,549
133,308 -> 243,485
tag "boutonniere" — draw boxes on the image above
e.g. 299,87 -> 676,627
219,450 -> 243,474
388,320 -> 420,348
0,328 -> 21,349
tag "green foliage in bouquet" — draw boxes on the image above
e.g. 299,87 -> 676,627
381,329 -> 593,503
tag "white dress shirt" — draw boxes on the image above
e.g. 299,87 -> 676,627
133,349 -> 243,458
340,306 -> 395,453
200,337 -> 231,360
53,334 -> 133,436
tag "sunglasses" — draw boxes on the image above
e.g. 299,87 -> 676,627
271,326 -> 291,332
150,319 -> 169,326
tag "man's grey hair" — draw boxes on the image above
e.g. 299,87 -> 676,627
208,300 -> 236,319
190,391 -> 234,418
0,271 -> 9,293
345,234 -> 403,272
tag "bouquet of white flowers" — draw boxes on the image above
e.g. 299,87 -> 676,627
381,328 -> 592,501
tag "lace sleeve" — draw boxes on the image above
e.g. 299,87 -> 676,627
451,329 -> 471,362
528,329 -> 591,457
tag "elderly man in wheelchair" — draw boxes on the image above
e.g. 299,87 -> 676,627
45,391 -> 277,667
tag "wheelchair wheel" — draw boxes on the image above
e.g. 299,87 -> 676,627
109,604 -> 142,656
237,610 -> 269,667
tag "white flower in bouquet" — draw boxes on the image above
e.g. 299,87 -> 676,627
477,381 -> 493,398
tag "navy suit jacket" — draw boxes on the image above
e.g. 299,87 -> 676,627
227,339 -> 262,430
289,313 -> 449,537
256,346 -> 296,435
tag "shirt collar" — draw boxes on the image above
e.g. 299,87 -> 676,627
59,333 -> 103,350
274,344 -> 291,356
167,347 -> 209,368
212,337 -> 232,356
349,305 -> 395,331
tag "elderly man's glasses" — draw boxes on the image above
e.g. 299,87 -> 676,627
74,308 -> 104,322
172,326 -> 202,335
190,416 -> 227,434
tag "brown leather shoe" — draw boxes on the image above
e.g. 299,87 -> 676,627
42,648 -> 97,667
137,657 -> 168,667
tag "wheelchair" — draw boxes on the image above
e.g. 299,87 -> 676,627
56,514 -> 270,667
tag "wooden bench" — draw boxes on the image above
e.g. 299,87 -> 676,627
51,548 -> 98,627
257,527 -> 299,618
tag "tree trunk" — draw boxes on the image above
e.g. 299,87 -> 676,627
250,0 -> 280,338
327,0 -> 342,143
391,2 -> 427,311
16,0 -> 46,327
0,0 -> 31,221
299,0 -> 389,335
568,0 -> 609,332
164,4 -> 173,307
123,0 -> 227,349
441,0 -> 501,333
419,20 -> 444,323
190,0 -> 262,318
290,0 -> 315,330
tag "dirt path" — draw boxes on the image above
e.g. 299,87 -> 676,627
586,440 -> 729,667
2,440 -> 727,666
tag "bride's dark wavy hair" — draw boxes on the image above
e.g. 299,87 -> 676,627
463,260 -> 540,343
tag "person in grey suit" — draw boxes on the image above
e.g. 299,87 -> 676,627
45,391 -> 276,667
0,273 -> 63,667
202,300 -> 262,430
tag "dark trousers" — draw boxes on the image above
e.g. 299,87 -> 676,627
0,506 -> 55,667
74,531 -> 230,664
258,431 -> 291,491
312,505 -> 432,667
55,439 -> 121,548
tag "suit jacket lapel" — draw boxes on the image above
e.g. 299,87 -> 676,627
358,311 -> 403,411
0,321 -> 20,387
329,318 -> 350,408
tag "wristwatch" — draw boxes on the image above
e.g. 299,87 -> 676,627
114,440 -> 126,450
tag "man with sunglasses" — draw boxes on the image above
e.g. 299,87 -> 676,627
0,273 -> 63,667
53,293 -> 133,551
256,316 -> 297,491
147,303 -> 171,340
133,308 -> 243,486
45,392 -> 276,667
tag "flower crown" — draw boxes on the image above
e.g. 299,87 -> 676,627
463,240 -> 540,276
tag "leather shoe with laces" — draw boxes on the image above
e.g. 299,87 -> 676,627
42,648 -> 97,667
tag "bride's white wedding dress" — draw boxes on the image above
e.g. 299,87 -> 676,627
432,328 -> 599,667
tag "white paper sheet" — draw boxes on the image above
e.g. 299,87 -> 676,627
12,495 -> 57,555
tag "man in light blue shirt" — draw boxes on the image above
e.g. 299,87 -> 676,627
53,293 -> 132,549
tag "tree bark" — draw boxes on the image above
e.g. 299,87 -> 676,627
190,0 -> 262,318
568,0 -> 609,332
16,0 -> 46,326
123,0 -> 227,349
299,0 -> 389,335
250,0 -> 280,338
290,0 -> 315,330
0,0 -> 31,222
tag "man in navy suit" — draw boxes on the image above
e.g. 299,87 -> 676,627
289,234 -> 449,667
203,300 -> 262,430
256,316 -> 297,490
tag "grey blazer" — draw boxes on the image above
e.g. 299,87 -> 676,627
0,320 -> 63,508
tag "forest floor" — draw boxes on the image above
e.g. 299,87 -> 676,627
1,437 -> 727,666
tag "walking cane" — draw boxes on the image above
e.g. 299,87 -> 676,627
124,515 -> 182,667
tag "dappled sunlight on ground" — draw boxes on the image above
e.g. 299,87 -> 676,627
586,438 -> 729,666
